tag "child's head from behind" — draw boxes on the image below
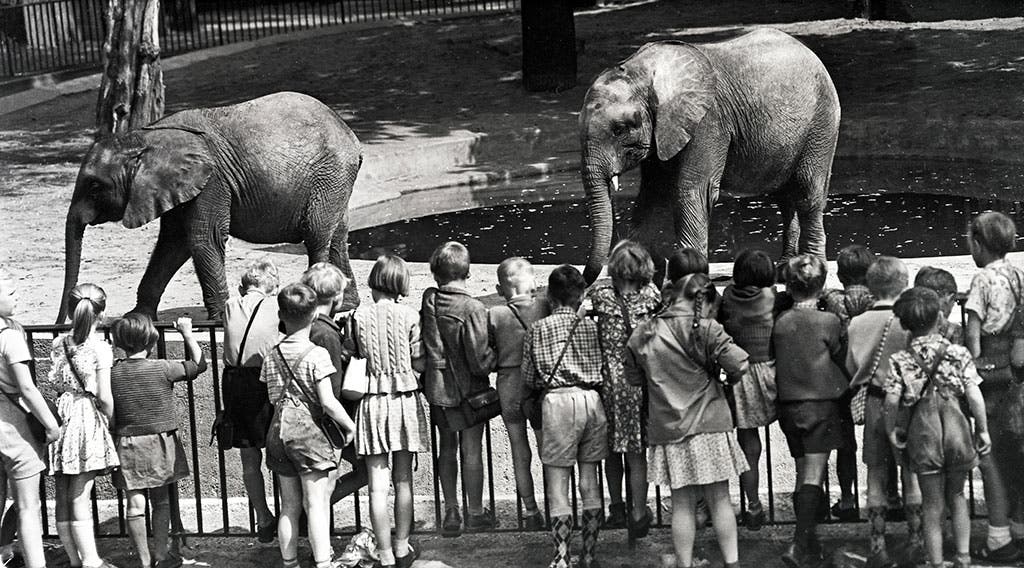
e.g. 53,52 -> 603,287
969,211 -> 1016,266
429,241 -> 471,285
608,240 -> 655,290
667,248 -> 708,284
0,267 -> 19,319
914,266 -> 958,318
112,313 -> 159,356
301,262 -> 350,311
68,283 -> 107,344
732,249 -> 775,289
368,255 -> 411,298
893,286 -> 941,336
277,283 -> 319,332
836,245 -> 875,287
240,258 -> 279,295
866,256 -> 908,301
665,248 -> 716,310
496,257 -> 535,299
784,255 -> 827,300
547,265 -> 586,310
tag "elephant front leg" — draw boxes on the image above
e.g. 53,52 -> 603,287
672,175 -> 721,259
776,192 -> 800,260
189,205 -> 231,320
328,211 -> 360,313
132,209 -> 192,319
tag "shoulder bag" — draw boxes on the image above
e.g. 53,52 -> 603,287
210,299 -> 263,449
276,345 -> 349,449
340,317 -> 369,401
520,316 -> 582,429
850,315 -> 896,425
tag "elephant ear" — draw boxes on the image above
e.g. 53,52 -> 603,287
651,43 -> 717,161
123,128 -> 214,229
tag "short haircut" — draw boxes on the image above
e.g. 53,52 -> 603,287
277,283 -> 319,327
607,240 -> 655,285
429,241 -> 471,285
111,313 -> 159,355
865,256 -> 908,300
836,245 -> 875,286
733,249 -> 775,288
547,264 -> 586,307
300,263 -> 349,306
914,266 -> 958,297
497,257 -> 534,290
241,258 -> 279,293
971,211 -> 1016,257
667,248 -> 709,283
893,286 -> 941,334
785,254 -> 827,296
368,254 -> 411,296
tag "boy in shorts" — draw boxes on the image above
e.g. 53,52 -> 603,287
488,257 -> 548,530
522,265 -> 608,568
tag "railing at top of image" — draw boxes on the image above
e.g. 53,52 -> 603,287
0,0 -> 519,78
15,294 -> 983,539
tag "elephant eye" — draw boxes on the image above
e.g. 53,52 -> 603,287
611,122 -> 626,137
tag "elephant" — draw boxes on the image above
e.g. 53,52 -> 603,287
58,91 -> 362,322
578,28 -> 841,283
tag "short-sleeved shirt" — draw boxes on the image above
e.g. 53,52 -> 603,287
884,335 -> 981,406
522,307 -> 603,391
821,285 -> 875,324
260,335 -> 336,406
964,258 -> 1021,335
223,291 -> 281,368
49,334 -> 113,396
0,322 -> 31,392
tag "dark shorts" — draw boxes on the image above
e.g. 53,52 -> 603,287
222,366 -> 273,449
779,400 -> 845,459
497,368 -> 541,430
862,393 -> 900,468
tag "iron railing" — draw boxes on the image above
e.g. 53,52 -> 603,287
0,0 -> 518,78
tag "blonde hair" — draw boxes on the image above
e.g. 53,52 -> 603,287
785,255 -> 827,297
240,258 -> 279,293
497,257 -> 534,292
67,283 -> 106,344
0,267 -> 22,333
301,262 -> 349,306
368,255 -> 411,296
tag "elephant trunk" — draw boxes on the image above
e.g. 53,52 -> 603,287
581,166 -> 616,284
57,211 -> 88,323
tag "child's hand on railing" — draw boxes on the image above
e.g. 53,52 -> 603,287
174,317 -> 193,336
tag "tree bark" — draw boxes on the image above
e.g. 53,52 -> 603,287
95,0 -> 164,136
521,0 -> 577,92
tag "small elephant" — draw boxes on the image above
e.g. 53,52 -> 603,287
579,28 -> 841,283
58,91 -> 362,322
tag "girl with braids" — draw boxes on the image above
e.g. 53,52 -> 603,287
47,283 -> 119,568
624,248 -> 749,568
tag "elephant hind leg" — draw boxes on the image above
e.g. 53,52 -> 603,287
775,189 -> 799,261
329,211 -> 359,312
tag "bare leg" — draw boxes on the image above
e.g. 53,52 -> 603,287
946,470 -> 971,559
392,451 -> 415,550
705,480 -> 739,564
124,490 -> 150,568
504,417 -> 539,511
53,474 -> 81,567
276,475 -> 303,566
239,448 -> 274,528
67,472 -> 101,567
299,470 -> 333,566
919,474 -> 945,566
670,486 -> 698,567
366,455 -> 393,565
12,474 -> 45,568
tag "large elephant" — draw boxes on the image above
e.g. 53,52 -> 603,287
579,28 -> 841,283
58,91 -> 362,322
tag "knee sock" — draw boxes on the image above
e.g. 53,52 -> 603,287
125,514 -> 150,566
905,504 -> 924,547
56,520 -> 82,567
70,520 -> 101,567
794,485 -> 821,550
1012,520 -> 1024,541
375,549 -> 396,566
394,537 -> 410,558
987,524 -> 1011,551
580,508 -> 603,567
550,515 -> 573,568
867,506 -> 888,556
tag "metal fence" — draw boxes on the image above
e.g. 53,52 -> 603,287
0,0 -> 518,78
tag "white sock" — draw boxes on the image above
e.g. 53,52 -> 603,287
377,548 -> 396,565
394,537 -> 410,557
1012,521 -> 1024,541
987,524 -> 1012,550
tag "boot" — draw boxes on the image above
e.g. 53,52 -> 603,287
549,515 -> 573,568
901,504 -> 925,567
866,507 -> 896,568
580,508 -> 603,568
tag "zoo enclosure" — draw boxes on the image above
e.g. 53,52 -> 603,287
0,0 -> 519,77
18,298 -> 986,539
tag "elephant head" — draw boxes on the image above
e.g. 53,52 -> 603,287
578,42 -> 716,283
58,127 -> 213,322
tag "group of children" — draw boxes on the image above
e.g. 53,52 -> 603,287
3,210 -> 1024,568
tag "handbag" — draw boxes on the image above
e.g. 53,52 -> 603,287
340,319 -> 369,401
851,315 -> 896,426
520,316 -> 583,429
210,299 -> 263,449
277,345 -> 349,449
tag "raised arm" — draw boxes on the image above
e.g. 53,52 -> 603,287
168,317 -> 208,382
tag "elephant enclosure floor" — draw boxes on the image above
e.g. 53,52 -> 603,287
1,0 -> 1023,324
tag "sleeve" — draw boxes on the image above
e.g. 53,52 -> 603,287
312,348 -> 338,384
409,316 -> 424,369
311,323 -> 345,396
486,308 -> 498,351
463,303 -> 496,377
953,346 -> 983,387
420,289 -> 443,367
829,317 -> 852,382
882,353 -> 905,396
706,320 -> 748,377
95,341 -> 114,370
258,352 -> 273,384
521,328 -> 538,390
716,292 -> 731,325
964,272 -> 988,318
0,328 -> 31,364
164,359 -> 205,383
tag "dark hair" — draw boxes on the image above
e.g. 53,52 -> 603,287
914,266 -> 958,297
111,313 -> 159,355
970,211 -> 1016,257
733,249 -> 775,288
547,265 -> 586,307
277,283 -> 319,327
67,283 -> 107,345
368,255 -> 411,297
785,255 -> 827,297
667,248 -> 708,284
836,245 -> 875,286
429,241 -> 471,285
865,256 -> 908,300
608,240 -> 655,286
893,286 -> 941,335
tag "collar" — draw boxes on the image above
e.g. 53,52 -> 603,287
792,299 -> 820,310
985,258 -> 1009,270
869,300 -> 895,311
551,306 -> 578,317
910,334 -> 946,348
507,294 -> 534,305
845,284 -> 870,294
315,313 -> 340,331
279,329 -> 311,344
438,284 -> 471,296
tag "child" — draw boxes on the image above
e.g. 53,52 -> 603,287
586,240 -> 660,536
487,257 -> 549,530
299,263 -> 366,506
914,267 -> 963,344
717,249 -> 776,531
627,249 -> 749,568
262,283 -> 354,568
522,265 -> 607,568
48,283 -> 119,568
110,314 -> 207,568
884,287 -> 990,568
963,211 -> 1021,562
421,241 -> 496,536
222,258 -> 282,542
845,257 -> 923,568
773,255 -> 850,568
0,268 -> 60,568
345,255 -> 429,568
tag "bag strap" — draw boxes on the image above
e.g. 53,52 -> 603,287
508,303 -> 529,331
544,316 -> 583,387
909,342 -> 950,406
865,315 -> 896,386
667,317 -> 718,382
274,344 -> 319,409
62,339 -> 91,394
235,298 -> 265,367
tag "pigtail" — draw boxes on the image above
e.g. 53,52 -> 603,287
67,283 -> 107,345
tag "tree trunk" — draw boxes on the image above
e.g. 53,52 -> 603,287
95,0 -> 164,136
521,0 -> 577,92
